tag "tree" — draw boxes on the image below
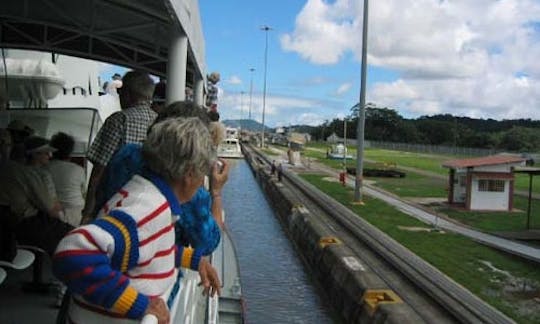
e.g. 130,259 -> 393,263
498,126 -> 540,152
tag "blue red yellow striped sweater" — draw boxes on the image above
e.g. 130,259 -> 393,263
53,174 -> 205,321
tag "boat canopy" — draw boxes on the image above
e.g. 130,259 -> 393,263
0,58 -> 65,104
0,0 -> 206,89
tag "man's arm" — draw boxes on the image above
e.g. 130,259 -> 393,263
83,112 -> 125,223
81,163 -> 104,223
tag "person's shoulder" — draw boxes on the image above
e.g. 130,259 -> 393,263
111,143 -> 143,163
105,110 -> 125,120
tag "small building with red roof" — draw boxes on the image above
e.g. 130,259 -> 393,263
442,155 -> 526,211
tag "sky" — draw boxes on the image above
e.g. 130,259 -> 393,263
198,0 -> 540,127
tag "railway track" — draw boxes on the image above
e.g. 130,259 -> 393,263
244,144 -> 514,324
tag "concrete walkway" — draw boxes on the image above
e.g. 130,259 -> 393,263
361,183 -> 540,264
269,147 -> 540,263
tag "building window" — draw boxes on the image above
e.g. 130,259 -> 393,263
478,179 -> 505,192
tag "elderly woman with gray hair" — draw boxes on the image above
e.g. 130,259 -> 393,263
53,117 -> 221,324
92,101 -> 227,255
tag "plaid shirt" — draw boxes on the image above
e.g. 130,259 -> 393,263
87,103 -> 157,166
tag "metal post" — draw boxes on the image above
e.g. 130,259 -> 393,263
240,91 -> 245,121
166,34 -> 188,105
260,25 -> 272,147
354,0 -> 369,202
527,174 -> 533,229
249,68 -> 255,120
343,118 -> 347,168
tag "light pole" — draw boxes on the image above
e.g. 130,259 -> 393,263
248,68 -> 255,120
343,117 -> 348,169
260,25 -> 272,147
240,90 -> 245,122
354,0 -> 369,203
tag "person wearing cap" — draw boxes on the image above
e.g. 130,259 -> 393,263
7,119 -> 34,163
0,135 -> 72,256
25,136 -> 59,202
82,70 -> 158,223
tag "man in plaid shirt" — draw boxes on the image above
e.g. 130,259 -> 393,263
82,71 -> 157,223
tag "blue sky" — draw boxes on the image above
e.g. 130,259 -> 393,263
199,0 -> 540,127
200,0 -> 367,126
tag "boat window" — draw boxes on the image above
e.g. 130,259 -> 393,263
0,108 -> 101,157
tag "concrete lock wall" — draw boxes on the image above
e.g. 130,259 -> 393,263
243,151 -> 421,323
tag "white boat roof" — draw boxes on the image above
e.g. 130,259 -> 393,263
0,0 -> 206,78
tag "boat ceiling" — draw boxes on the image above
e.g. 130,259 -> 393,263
0,0 -> 205,78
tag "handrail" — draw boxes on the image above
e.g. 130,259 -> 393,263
140,314 -> 158,324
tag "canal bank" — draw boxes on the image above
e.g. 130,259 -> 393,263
242,148 -> 425,323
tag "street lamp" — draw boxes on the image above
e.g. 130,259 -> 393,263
343,117 -> 349,169
240,90 -> 245,122
248,68 -> 255,120
260,25 -> 272,148
354,0 -> 369,202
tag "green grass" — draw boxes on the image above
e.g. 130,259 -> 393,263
364,148 -> 453,175
438,195 -> 540,232
305,142 -> 540,192
515,174 -> 540,193
300,145 -> 448,197
369,171 -> 447,198
300,173 -> 540,324
261,148 -> 277,156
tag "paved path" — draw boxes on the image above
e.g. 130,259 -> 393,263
267,147 -> 540,263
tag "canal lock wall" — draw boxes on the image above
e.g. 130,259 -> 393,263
243,149 -> 419,324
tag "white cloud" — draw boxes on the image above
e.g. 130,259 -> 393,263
226,75 -> 242,85
217,90 -> 342,126
282,0 -> 540,120
335,82 -> 352,96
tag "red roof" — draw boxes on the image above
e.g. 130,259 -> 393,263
442,155 -> 525,169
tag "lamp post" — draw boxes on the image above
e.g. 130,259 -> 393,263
354,0 -> 369,202
248,68 -> 255,120
260,25 -> 272,148
343,117 -> 348,169
240,90 -> 245,123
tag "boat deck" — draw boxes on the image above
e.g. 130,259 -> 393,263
0,256 -> 58,324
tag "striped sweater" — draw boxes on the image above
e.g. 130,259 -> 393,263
53,174 -> 203,321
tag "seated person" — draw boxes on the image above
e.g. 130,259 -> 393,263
25,136 -> 59,202
0,135 -> 72,256
7,119 -> 34,163
53,117 -> 221,324
92,101 -> 227,255
46,132 -> 86,227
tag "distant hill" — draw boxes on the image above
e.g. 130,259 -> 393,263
222,119 -> 272,132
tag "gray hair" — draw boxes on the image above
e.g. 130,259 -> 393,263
142,117 -> 214,182
122,71 -> 155,102
154,101 -> 211,125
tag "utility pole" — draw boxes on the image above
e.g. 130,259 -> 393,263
260,25 -> 272,148
248,67 -> 255,120
240,90 -> 245,124
354,0 -> 369,202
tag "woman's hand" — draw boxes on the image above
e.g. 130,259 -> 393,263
144,297 -> 170,324
210,158 -> 229,196
198,258 -> 221,297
